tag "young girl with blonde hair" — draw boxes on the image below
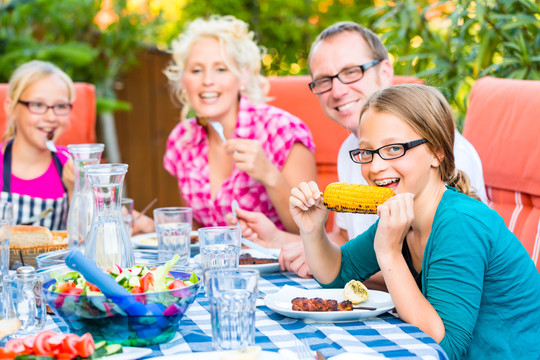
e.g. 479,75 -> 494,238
290,84 -> 540,359
1,60 -> 74,230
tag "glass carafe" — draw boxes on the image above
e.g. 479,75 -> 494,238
84,163 -> 134,269
67,144 -> 105,249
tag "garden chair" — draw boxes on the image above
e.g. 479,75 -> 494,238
463,76 -> 540,272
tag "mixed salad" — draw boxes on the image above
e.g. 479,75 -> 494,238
48,255 -> 199,295
41,256 -> 201,347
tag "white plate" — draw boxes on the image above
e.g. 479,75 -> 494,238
264,285 -> 394,322
192,249 -> 281,274
132,231 -> 199,252
148,350 -> 280,360
102,347 -> 153,360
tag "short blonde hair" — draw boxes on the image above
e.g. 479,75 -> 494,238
3,60 -> 74,140
164,15 -> 268,120
360,84 -> 478,199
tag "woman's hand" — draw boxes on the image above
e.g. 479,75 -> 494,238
374,193 -> 415,257
289,181 -> 328,234
226,139 -> 278,185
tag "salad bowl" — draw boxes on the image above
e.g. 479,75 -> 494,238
43,260 -> 200,346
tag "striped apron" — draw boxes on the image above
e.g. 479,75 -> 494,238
1,140 -> 68,230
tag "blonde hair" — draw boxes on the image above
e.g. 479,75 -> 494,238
360,84 -> 478,199
3,60 -> 74,141
164,15 -> 268,121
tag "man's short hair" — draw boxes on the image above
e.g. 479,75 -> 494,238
308,21 -> 388,71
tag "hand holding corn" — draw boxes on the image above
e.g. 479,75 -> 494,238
323,182 -> 395,214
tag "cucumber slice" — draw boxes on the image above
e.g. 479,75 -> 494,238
104,344 -> 123,356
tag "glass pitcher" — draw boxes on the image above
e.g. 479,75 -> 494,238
67,144 -> 105,249
84,163 -> 134,269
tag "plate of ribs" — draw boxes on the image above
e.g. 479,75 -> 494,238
264,285 -> 394,322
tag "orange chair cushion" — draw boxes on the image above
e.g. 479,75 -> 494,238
463,77 -> 540,196
463,76 -> 540,272
0,82 -> 96,146
486,187 -> 540,269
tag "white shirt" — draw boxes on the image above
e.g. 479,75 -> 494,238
335,131 -> 488,239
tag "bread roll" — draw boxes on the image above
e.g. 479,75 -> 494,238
10,225 -> 53,247
0,318 -> 22,340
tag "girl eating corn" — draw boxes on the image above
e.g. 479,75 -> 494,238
289,84 -> 540,360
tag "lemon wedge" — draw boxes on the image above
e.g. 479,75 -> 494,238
220,346 -> 262,360
344,280 -> 369,304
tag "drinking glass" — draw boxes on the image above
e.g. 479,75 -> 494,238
121,198 -> 134,237
205,269 -> 259,351
198,227 -> 241,272
0,219 -> 10,318
3,266 -> 47,336
67,143 -> 105,249
153,207 -> 192,265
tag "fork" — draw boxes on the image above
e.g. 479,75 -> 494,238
295,338 -> 315,360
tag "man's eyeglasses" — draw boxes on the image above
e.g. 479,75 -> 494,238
18,100 -> 72,116
308,59 -> 382,95
349,139 -> 428,164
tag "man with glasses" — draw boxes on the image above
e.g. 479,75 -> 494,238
230,22 -> 487,279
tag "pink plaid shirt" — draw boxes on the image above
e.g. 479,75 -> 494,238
164,96 -> 315,229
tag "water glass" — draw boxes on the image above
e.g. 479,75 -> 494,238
153,207 -> 193,265
198,227 -> 241,272
3,266 -> 47,335
205,269 -> 259,351
121,198 -> 134,237
0,220 -> 10,318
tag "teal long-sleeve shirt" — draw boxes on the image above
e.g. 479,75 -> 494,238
323,187 -> 540,360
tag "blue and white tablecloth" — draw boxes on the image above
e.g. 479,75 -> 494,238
46,272 -> 448,359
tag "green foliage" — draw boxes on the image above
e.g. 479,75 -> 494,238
175,0 -> 539,127
362,0 -> 540,128
0,0 -> 165,111
172,0 -> 375,75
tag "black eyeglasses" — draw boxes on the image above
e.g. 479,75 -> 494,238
308,59 -> 382,95
349,139 -> 428,164
18,100 -> 72,116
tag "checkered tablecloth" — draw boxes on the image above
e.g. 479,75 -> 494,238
46,272 -> 448,359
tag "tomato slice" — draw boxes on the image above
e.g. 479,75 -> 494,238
74,333 -> 95,358
56,352 -> 77,360
168,279 -> 187,290
65,287 -> 83,295
130,286 -> 143,294
33,330 -> 57,356
4,339 -> 26,354
0,348 -> 17,360
140,272 -> 154,292
62,334 -> 81,355
56,281 -> 76,293
86,282 -> 100,292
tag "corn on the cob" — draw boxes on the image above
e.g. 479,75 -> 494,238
322,182 -> 394,214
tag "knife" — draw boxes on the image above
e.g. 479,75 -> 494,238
22,207 -> 54,225
241,237 -> 280,258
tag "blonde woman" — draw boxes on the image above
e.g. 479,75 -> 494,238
290,85 -> 540,359
1,60 -> 74,230
163,15 -> 317,232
